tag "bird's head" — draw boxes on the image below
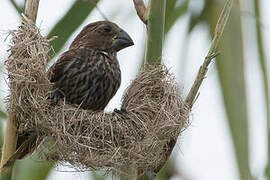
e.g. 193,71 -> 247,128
69,21 -> 134,52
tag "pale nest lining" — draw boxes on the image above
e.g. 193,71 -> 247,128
5,18 -> 190,174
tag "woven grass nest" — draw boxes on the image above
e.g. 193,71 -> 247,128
5,18 -> 190,175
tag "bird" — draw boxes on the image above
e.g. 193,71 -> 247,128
2,21 -> 134,169
48,21 -> 134,110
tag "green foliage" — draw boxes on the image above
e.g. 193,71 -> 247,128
144,0 -> 166,64
254,0 -> 270,178
91,171 -> 105,180
0,171 -> 12,180
155,163 -> 173,180
0,110 -> 6,119
1,0 -> 269,179
165,0 -> 188,34
206,1 -> 252,179
1,1 -> 99,180
47,0 -> 100,59
8,0 -> 23,14
163,0 -> 269,179
12,155 -> 53,180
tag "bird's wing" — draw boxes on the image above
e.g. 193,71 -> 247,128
47,49 -> 83,83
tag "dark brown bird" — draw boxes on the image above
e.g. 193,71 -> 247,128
3,21 -> 133,169
48,21 -> 134,110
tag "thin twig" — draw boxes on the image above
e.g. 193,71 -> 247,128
153,0 -> 233,177
0,0 -> 40,177
185,0 -> 233,108
133,0 -> 147,25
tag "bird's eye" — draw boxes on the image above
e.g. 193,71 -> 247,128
103,25 -> 112,32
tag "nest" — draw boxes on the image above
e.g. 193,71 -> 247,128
5,17 -> 190,175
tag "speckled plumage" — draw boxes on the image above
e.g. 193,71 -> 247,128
48,47 -> 121,110
7,21 -> 133,165
47,21 -> 133,110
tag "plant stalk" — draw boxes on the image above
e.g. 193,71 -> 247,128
0,0 -> 40,179
254,0 -> 270,178
0,114 -> 17,178
144,0 -> 166,65
205,0 -> 252,179
136,0 -> 166,179
185,0 -> 233,108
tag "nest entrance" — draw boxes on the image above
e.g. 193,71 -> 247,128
5,18 -> 190,175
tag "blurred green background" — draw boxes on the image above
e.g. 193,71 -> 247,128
0,0 -> 269,179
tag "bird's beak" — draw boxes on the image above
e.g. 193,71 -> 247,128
111,29 -> 134,52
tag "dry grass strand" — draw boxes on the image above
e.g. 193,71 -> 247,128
5,17 -> 190,175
